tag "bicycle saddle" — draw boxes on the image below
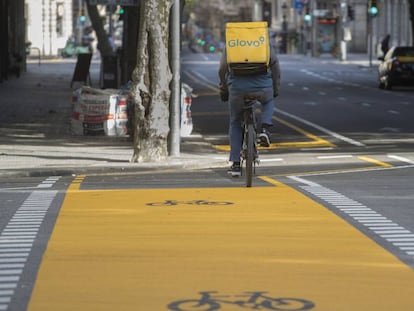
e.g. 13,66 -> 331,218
243,94 -> 261,101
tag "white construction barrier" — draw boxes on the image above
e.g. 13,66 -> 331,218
180,83 -> 194,137
71,86 -> 128,136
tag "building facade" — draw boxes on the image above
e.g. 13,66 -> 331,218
25,0 -> 74,57
190,0 -> 413,56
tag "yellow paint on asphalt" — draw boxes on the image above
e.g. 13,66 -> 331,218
358,156 -> 393,168
273,116 -> 335,148
67,175 -> 85,191
205,112 -> 335,151
28,179 -> 414,310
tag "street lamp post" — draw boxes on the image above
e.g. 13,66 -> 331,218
281,1 -> 288,54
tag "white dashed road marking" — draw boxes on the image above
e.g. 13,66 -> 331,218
289,175 -> 414,262
0,176 -> 60,310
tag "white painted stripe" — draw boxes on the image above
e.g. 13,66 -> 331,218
394,242 -> 414,246
0,270 -> 22,275
259,158 -> 284,163
387,155 -> 414,164
0,244 -> 32,248
374,230 -> 410,234
357,220 -> 392,223
0,298 -> 11,303
349,214 -> 378,218
293,177 -> 320,187
382,234 -> 414,238
369,227 -> 404,230
3,229 -> 38,232
354,217 -> 387,220
11,217 -> 44,221
0,259 -> 26,263
386,238 -> 414,242
289,175 -> 414,264
0,298 -> 11,304
365,223 -> 398,227
275,108 -> 365,146
4,226 -> 40,230
317,155 -> 353,159
0,189 -> 58,311
339,208 -> 370,211
0,253 -> 29,258
45,178 -> 60,181
36,184 -> 53,188
4,220 -> 41,224
2,232 -> 36,238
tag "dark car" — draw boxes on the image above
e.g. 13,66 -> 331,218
378,46 -> 414,90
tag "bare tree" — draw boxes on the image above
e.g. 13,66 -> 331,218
130,0 -> 173,162
85,0 -> 114,56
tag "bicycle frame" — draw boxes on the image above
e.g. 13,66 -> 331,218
241,97 -> 259,187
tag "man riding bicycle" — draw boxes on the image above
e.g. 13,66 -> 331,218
218,25 -> 280,177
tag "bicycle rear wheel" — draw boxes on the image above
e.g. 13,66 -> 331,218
245,123 -> 255,187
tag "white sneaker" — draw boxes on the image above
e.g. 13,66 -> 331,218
259,130 -> 270,147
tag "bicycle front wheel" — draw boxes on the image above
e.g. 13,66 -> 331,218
245,123 -> 255,187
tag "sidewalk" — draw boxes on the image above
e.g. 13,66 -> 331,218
0,53 -> 376,178
0,57 -> 225,177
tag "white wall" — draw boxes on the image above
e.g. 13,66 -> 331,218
26,0 -> 73,56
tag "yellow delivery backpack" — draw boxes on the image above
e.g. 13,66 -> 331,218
225,21 -> 270,76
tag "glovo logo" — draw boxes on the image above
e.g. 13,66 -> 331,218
228,35 -> 266,48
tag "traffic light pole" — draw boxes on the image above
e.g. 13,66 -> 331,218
310,0 -> 317,57
368,14 -> 373,67
169,0 -> 181,157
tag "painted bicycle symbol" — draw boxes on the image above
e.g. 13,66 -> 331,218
167,291 -> 315,311
146,200 -> 233,207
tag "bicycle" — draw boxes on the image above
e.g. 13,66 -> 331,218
146,200 -> 233,207
167,291 -> 315,311
241,95 -> 260,187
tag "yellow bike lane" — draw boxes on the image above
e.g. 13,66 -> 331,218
28,177 -> 414,311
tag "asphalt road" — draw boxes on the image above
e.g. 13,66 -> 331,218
1,50 -> 414,310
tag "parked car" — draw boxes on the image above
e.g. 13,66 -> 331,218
378,46 -> 414,90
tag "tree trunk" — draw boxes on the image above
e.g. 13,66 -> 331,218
85,1 -> 114,56
130,0 -> 173,162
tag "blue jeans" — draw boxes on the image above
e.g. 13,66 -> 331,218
228,87 -> 274,162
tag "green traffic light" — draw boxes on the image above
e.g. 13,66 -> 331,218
304,14 -> 311,22
119,7 -> 125,14
79,15 -> 86,23
209,46 -> 215,52
369,6 -> 378,15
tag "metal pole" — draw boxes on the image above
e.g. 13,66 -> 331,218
169,0 -> 181,156
369,15 -> 373,67
310,0 -> 317,57
253,0 -> 263,21
339,0 -> 346,61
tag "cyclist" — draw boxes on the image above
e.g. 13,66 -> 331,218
218,38 -> 280,177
